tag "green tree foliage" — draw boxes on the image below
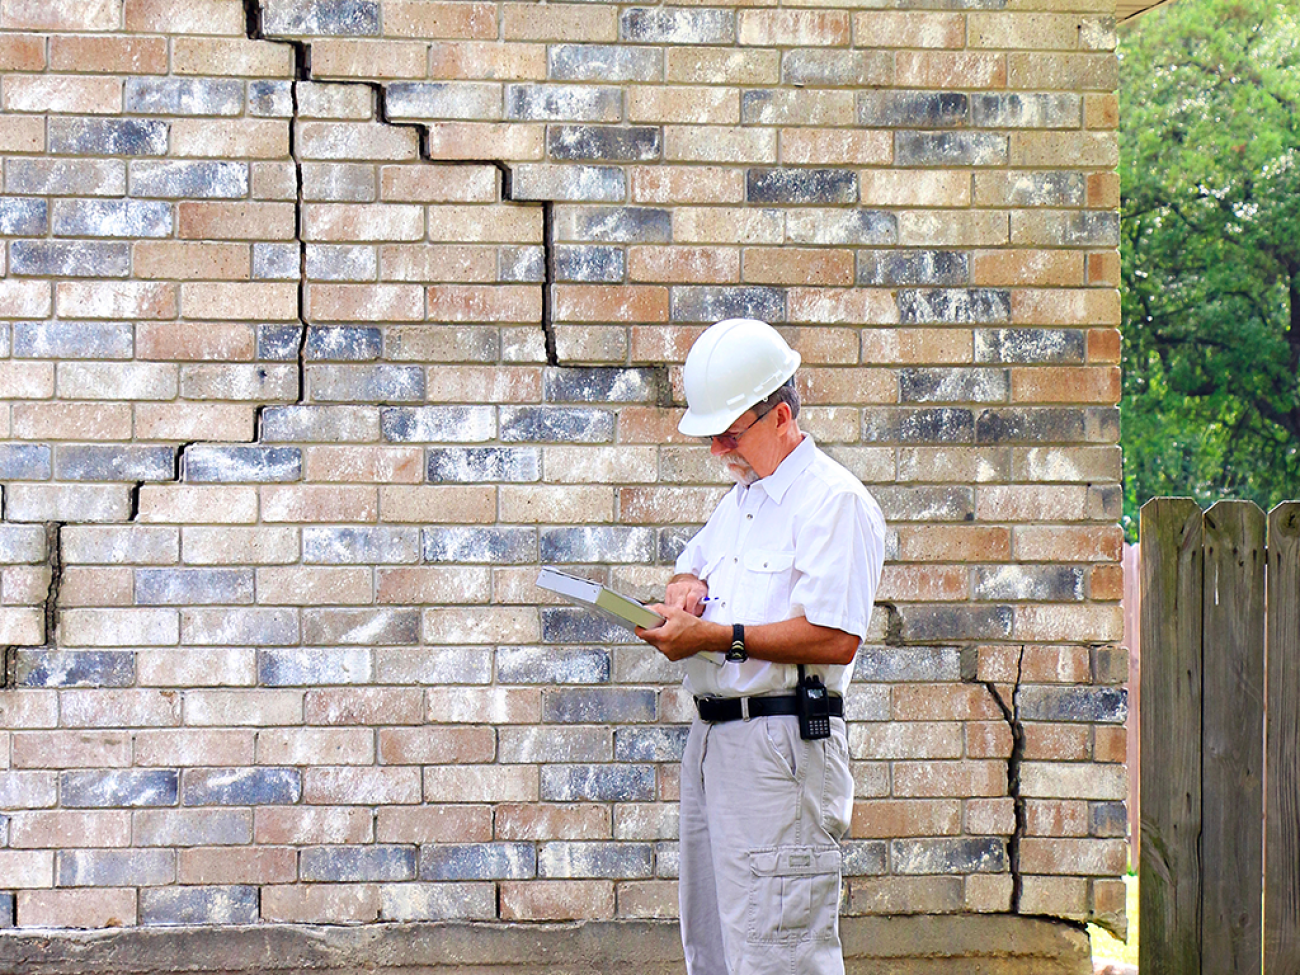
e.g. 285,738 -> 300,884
1120,0 -> 1300,534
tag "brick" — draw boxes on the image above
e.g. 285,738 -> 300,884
974,171 -> 1086,208
301,846 -> 417,882
5,485 -> 132,524
549,44 -> 660,83
255,807 -> 373,845
500,407 -> 615,444
897,51 -> 1007,88
136,485 -> 257,525
503,3 -> 617,42
664,126 -> 775,165
381,883 -> 496,922
511,164 -> 625,203
0,770 -> 57,809
505,84 -> 621,122
51,199 -> 171,239
7,158 -> 126,196
9,811 -> 131,849
17,888 -> 137,929
0,445 -> 50,481
382,0 -> 495,37
178,200 -> 293,238
858,91 -> 967,129
261,0 -> 380,35
308,364 -> 425,401
58,849 -> 175,888
61,770 -> 179,809
422,527 -> 535,564
261,884 -> 380,923
896,132 -> 1008,168
58,281 -> 176,320
170,119 -> 289,159
628,245 -> 739,284
123,78 -> 242,117
426,121 -> 546,160
784,49 -> 891,86
740,10 -> 849,46
1008,52 -> 1118,90
182,768 -> 301,807
1019,837 -> 1126,876
860,172 -> 970,210
418,843 -> 536,881
423,765 -> 538,803
11,242 -> 130,280
255,566 -> 373,605
0,32 -> 46,70
500,880 -> 614,921
304,444 -> 423,483
311,38 -> 426,78
49,117 -> 169,156
853,11 -> 965,48
301,121 -> 419,161
384,82 -> 503,122
744,248 -> 852,287
140,885 -> 259,926
15,652 -> 134,690
377,808 -> 492,846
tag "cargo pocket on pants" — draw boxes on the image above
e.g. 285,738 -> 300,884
746,846 -> 842,945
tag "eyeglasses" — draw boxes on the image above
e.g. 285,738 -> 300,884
706,404 -> 775,450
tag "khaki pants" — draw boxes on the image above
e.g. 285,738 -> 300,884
678,712 -> 854,975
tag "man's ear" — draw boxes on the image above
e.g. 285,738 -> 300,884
771,401 -> 794,429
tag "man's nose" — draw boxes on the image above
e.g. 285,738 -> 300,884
710,438 -> 729,456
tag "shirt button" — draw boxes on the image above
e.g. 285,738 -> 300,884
746,514 -> 753,520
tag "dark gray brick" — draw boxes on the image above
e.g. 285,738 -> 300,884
1092,645 -> 1127,686
16,650 -> 135,688
543,688 -> 657,723
249,80 -> 295,117
59,850 -> 175,887
262,0 -> 380,34
306,245 -> 378,283
125,79 -> 243,116
899,368 -> 1008,404
133,809 -> 251,847
55,445 -> 174,482
497,646 -> 610,685
976,407 -> 1117,444
549,45 -> 662,83
544,367 -> 657,404
992,172 -> 1085,207
50,118 -> 170,156
11,241 -> 131,279
141,886 -> 259,926
303,608 -> 419,646
253,243 -> 301,281
511,164 -> 626,203
419,843 -> 536,881
52,199 -> 172,238
129,160 -> 249,199
854,647 -> 961,683
871,485 -> 973,522
862,408 -> 975,444
784,50 -> 889,87
182,608 -> 300,647
505,85 -> 621,122
382,406 -> 495,443
182,768 -> 301,806
1018,686 -> 1126,724
671,285 -> 785,324
0,197 -> 49,235
656,843 -> 679,879
305,324 -> 382,360
892,838 -> 1006,875
971,93 -> 1080,128
0,893 -> 13,928
898,289 -> 1012,325
136,568 -> 255,606
975,329 -> 1087,364
541,527 -> 656,564
5,159 -> 125,196
539,842 -> 653,879
184,445 -> 301,483
0,444 -> 51,480
541,764 -> 656,802
553,206 -> 672,244
658,527 -> 695,564
309,364 -> 426,403
1040,211 -> 1120,247
428,446 -> 540,483
859,91 -> 968,128
499,245 -> 546,283
303,526 -> 420,564
548,125 -> 660,163
747,168 -> 857,205
261,405 -> 378,443
553,244 -> 625,283
500,406 -> 615,444
898,605 -> 1013,642
621,7 -> 734,43
258,324 -> 304,361
787,209 -> 897,246
1090,801 -> 1127,837
302,162 -> 377,202
385,82 -> 500,120
423,527 -> 536,564
858,250 -> 968,287
61,770 -> 179,808
542,608 -> 639,645
895,132 -> 1008,167
300,846 -> 416,882
973,565 -> 1084,602
0,322 -> 8,356
614,726 -> 689,762
843,841 -> 889,877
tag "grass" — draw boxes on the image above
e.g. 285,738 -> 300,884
1089,873 -> 1139,968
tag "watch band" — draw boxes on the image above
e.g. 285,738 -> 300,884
726,623 -> 747,662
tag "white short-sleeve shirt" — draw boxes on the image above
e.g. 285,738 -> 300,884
674,435 -> 886,699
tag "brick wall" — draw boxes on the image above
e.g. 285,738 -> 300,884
0,0 -> 1126,937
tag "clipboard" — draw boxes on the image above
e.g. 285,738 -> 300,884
535,566 -> 665,632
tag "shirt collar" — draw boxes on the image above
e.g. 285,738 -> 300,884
752,434 -> 816,505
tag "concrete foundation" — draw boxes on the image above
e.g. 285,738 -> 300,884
0,916 -> 1092,975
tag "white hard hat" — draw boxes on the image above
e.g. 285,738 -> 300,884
678,318 -> 801,437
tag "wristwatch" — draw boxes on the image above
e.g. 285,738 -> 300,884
726,623 -> 748,663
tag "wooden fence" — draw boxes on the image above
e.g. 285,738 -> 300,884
1140,499 -> 1300,975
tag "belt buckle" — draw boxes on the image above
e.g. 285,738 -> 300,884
740,696 -> 750,721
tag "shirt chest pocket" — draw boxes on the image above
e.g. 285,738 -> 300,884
735,548 -> 796,624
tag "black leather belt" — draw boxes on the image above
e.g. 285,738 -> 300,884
695,693 -> 843,723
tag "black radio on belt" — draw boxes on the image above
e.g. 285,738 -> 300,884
796,665 -> 832,740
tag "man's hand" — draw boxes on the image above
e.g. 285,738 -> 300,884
636,605 -> 728,662
664,573 -> 708,617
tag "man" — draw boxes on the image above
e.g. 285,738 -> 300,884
636,317 -> 886,975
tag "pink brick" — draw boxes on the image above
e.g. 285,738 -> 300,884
18,888 -> 137,929
260,486 -> 378,524
376,806 -> 492,843
255,807 -> 374,845
134,729 -> 255,767
179,847 -> 298,885
261,884 -> 380,923
12,731 -> 132,768
305,688 -> 424,726
9,810 -> 131,849
501,880 -> 615,921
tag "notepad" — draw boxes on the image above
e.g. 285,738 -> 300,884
535,566 -> 665,632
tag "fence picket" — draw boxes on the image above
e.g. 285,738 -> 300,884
1266,502 -> 1300,971
1140,498 -> 1204,975
1201,501 -> 1265,975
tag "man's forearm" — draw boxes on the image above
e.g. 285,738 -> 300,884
739,616 -> 859,667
